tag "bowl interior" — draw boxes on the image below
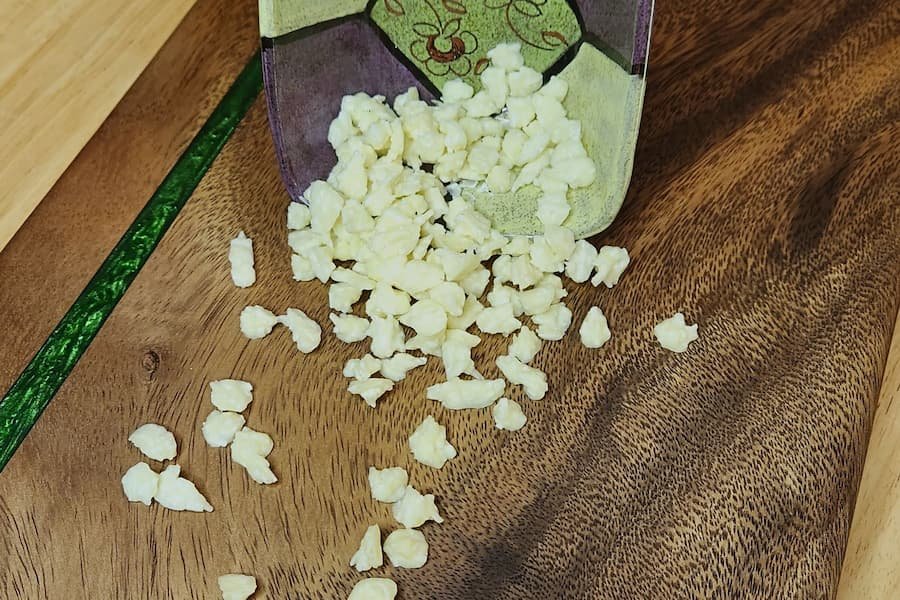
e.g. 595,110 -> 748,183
261,0 -> 653,237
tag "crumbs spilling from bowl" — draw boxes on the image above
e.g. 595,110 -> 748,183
119,43 -> 697,600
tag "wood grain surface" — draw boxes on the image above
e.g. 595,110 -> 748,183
0,0 -> 899,598
0,0 -> 196,252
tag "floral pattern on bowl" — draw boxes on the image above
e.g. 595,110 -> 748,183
368,0 -> 582,90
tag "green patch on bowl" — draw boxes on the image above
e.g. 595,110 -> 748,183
471,42 -> 645,238
259,0 -> 368,38
368,0 -> 581,90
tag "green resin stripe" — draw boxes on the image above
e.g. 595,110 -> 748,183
0,53 -> 263,471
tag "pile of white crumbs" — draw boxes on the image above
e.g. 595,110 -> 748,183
120,43 -> 698,600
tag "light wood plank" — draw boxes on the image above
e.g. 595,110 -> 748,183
0,0 -> 196,252
839,312 -> 900,598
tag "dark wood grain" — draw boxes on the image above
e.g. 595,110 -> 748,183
1,0 -> 899,598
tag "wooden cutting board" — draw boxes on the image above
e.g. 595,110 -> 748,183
0,0 -> 897,598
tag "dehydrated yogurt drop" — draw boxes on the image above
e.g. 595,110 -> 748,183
128,423 -> 177,462
348,578 -> 397,600
579,306 -> 611,348
229,231 -> 256,288
391,486 -> 443,528
383,529 -> 429,569
654,313 -> 698,352
231,427 -> 277,484
426,378 -> 505,410
350,524 -> 383,572
278,308 -> 322,353
209,379 -> 254,413
154,465 -> 213,512
202,410 -> 246,447
121,462 -> 160,505
239,305 -> 278,339
368,467 -> 409,503
218,573 -> 257,600
492,398 -> 527,431
408,416 -> 457,469
496,355 -> 548,400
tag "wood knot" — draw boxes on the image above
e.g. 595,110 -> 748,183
141,350 -> 160,377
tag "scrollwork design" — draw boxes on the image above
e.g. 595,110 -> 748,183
484,0 -> 569,50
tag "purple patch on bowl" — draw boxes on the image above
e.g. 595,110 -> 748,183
572,0 -> 653,73
262,15 -> 435,201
